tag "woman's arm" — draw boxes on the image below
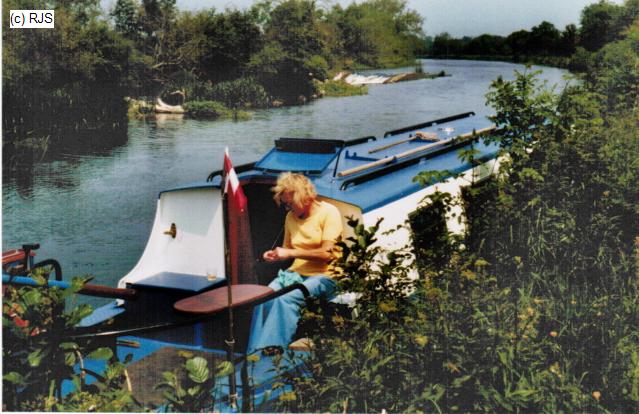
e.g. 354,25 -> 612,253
263,240 -> 335,262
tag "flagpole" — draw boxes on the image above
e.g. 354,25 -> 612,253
221,161 -> 238,409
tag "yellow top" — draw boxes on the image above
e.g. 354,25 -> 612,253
284,201 -> 343,276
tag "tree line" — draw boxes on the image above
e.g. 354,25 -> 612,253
2,0 -> 425,163
426,0 -> 639,69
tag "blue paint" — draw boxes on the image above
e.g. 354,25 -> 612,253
2,274 -> 70,289
77,300 -> 125,327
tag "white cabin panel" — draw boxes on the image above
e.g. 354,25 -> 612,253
119,187 -> 226,288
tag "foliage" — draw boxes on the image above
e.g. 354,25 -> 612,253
4,0 -> 429,160
2,267 -> 139,411
328,0 -> 424,68
3,0 -> 132,170
184,100 -> 233,119
270,20 -> 639,411
317,79 -> 368,97
209,77 -> 269,109
155,350 -> 232,412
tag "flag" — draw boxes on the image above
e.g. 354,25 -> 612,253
223,147 -> 247,212
222,147 -> 256,286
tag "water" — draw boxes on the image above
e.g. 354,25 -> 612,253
2,60 -> 568,303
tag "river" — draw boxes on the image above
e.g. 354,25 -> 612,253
2,59 -> 568,304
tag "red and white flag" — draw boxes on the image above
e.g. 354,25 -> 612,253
223,147 -> 247,212
223,147 -> 255,286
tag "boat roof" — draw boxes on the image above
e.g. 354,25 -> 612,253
162,112 -> 501,213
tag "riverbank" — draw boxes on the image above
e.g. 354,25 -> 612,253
422,54 -> 571,70
125,64 -> 446,119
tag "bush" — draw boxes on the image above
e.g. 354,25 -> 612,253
184,101 -> 233,119
209,77 -> 269,108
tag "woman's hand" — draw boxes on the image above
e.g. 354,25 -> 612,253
263,247 -> 291,262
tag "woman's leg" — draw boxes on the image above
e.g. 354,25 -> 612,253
247,275 -> 336,353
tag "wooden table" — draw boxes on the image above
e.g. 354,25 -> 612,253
173,284 -> 274,315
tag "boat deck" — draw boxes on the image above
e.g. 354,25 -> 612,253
163,112 -> 501,213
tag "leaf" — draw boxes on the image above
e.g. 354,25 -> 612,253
87,347 -> 113,361
509,389 -> 537,399
28,349 -> 45,367
4,371 -> 27,385
187,385 -> 201,396
185,357 -> 209,383
23,289 -> 43,307
71,375 -> 82,392
59,342 -> 78,351
65,351 -> 77,366
31,273 -> 48,286
216,360 -> 234,378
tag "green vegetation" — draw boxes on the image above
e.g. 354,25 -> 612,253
2,268 -> 232,412
269,2 -> 639,411
3,0 -> 426,164
318,79 -> 368,97
184,101 -> 233,119
155,352 -> 232,412
2,268 -> 140,412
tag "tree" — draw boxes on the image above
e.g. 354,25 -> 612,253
529,21 -> 561,55
560,24 -> 578,56
579,0 -> 623,51
111,0 -> 140,40
507,29 -> 531,60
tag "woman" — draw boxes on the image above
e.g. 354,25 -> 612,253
247,172 -> 343,354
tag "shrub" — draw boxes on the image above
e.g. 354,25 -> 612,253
184,101 -> 232,119
208,77 -> 269,108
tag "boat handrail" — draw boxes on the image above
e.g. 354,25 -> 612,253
207,161 -> 257,182
2,274 -> 139,300
337,125 -> 496,179
345,135 -> 377,146
339,129 -> 500,191
383,111 -> 476,137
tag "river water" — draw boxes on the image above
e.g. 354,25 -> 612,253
2,59 -> 567,302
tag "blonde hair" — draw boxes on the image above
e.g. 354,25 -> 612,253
272,172 -> 317,208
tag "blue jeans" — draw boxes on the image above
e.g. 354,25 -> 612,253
247,275 -> 337,354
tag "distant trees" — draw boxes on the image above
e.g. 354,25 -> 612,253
427,0 -> 639,62
3,0 -> 428,155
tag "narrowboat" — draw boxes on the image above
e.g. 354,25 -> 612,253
2,111 -> 502,411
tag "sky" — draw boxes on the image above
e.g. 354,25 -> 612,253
156,0 -> 625,37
